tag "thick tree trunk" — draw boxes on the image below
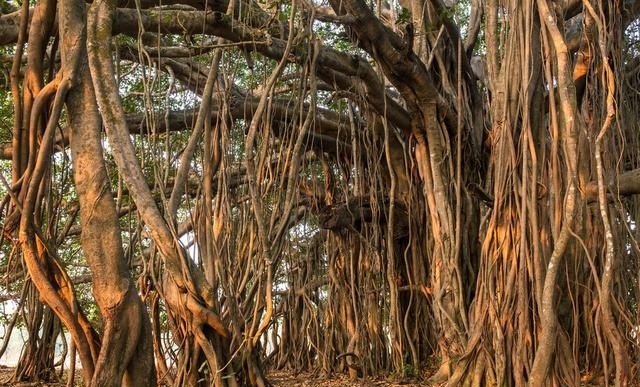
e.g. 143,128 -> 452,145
41,0 -> 158,385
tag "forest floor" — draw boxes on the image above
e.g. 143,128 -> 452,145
0,367 -> 430,386
0,367 -> 626,386
268,370 -> 428,386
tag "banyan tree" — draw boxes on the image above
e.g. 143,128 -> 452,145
0,0 -> 639,385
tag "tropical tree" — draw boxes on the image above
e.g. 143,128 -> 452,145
0,0 -> 639,385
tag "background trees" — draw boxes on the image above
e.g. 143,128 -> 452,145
0,0 -> 639,385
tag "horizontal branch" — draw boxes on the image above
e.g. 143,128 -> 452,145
319,195 -> 409,239
0,89 -> 353,160
585,168 -> 640,203
0,7 -> 412,135
272,277 -> 329,297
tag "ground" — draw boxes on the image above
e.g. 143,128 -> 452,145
0,367 -> 632,386
268,370 -> 426,386
0,367 -> 428,386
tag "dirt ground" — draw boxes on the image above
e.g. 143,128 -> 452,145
268,370 -> 427,386
0,367 -> 631,386
0,367 -> 430,386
